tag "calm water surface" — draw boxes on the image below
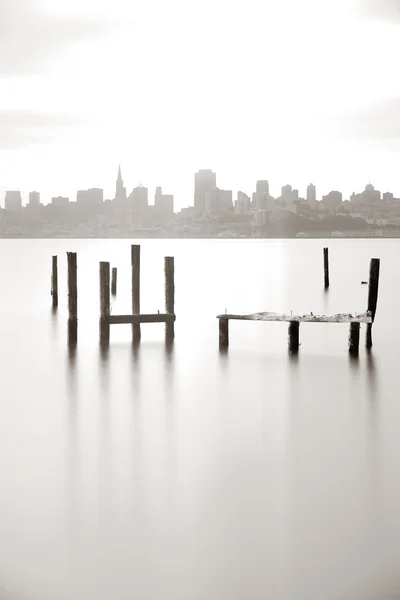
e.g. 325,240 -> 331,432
0,239 -> 400,600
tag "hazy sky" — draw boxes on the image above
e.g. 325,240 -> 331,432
1,0 -> 400,207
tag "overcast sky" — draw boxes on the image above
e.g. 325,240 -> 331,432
1,0 -> 400,207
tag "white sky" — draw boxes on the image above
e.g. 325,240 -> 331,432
1,0 -> 400,207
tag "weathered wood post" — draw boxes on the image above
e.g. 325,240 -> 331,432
219,317 -> 229,349
67,252 -> 77,343
100,261 -> 110,343
349,321 -> 360,356
323,247 -> 329,289
131,245 -> 141,342
288,321 -> 300,353
366,258 -> 380,349
164,256 -> 175,340
51,255 -> 58,308
111,267 -> 117,296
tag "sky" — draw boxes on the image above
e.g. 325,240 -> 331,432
1,0 -> 400,208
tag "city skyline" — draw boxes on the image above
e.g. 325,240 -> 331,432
0,164 -> 398,210
1,0 -> 400,210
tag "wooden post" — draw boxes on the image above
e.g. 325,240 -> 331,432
165,256 -> 175,340
323,247 -> 329,289
111,267 -> 117,295
288,321 -> 300,353
219,317 -> 229,349
67,252 -> 77,343
349,322 -> 360,356
100,261 -> 110,343
51,255 -> 58,308
131,245 -> 141,342
366,258 -> 380,349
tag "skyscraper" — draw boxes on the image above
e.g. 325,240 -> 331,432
130,184 -> 148,211
194,170 -> 216,214
255,180 -> 270,210
155,187 -> 174,214
307,184 -> 316,203
115,165 -> 126,202
4,191 -> 22,211
28,191 -> 41,207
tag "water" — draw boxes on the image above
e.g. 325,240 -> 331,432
0,239 -> 400,600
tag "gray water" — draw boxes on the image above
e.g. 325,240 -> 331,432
0,239 -> 399,600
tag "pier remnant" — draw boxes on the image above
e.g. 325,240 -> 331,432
100,261 -> 110,343
99,245 -> 176,344
323,247 -> 329,289
67,252 -> 77,343
165,257 -> 175,340
288,321 -> 300,353
219,317 -> 229,349
111,267 -> 117,296
131,245 -> 141,342
51,255 -> 58,308
349,321 -> 360,356
366,258 -> 380,349
216,311 -> 372,353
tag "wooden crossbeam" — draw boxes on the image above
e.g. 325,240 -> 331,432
216,311 -> 372,324
108,313 -> 175,325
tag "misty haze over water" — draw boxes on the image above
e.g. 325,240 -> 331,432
1,238 -> 400,600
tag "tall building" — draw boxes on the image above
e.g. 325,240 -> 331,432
219,189 -> 233,213
154,187 -> 174,214
255,180 -> 270,210
115,165 -> 126,202
77,188 -> 103,205
4,191 -> 22,211
28,191 -> 41,207
194,169 -> 216,214
307,183 -> 316,203
51,196 -> 69,207
235,191 -> 251,215
130,184 -> 148,211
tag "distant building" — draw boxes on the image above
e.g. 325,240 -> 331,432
235,191 -> 251,215
51,196 -> 69,207
129,184 -> 148,211
194,169 -> 216,214
5,191 -> 22,211
219,189 -> 233,213
204,188 -> 220,215
77,188 -> 103,206
382,192 -> 394,204
307,183 -> 316,203
154,187 -> 174,214
350,184 -> 381,205
115,165 -> 127,203
321,190 -> 342,208
255,180 -> 270,210
28,191 -> 41,207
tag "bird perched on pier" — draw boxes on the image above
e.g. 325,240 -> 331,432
158,310 -> 160,314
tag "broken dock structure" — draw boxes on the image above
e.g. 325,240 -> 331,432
99,245 -> 175,344
218,257 -> 380,355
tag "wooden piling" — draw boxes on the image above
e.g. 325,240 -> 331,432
111,267 -> 117,296
366,258 -> 380,349
288,321 -> 300,353
51,255 -> 58,308
100,261 -> 110,343
165,256 -> 175,340
349,321 -> 360,356
323,247 -> 329,289
219,317 -> 229,349
67,252 -> 77,343
131,245 -> 141,342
